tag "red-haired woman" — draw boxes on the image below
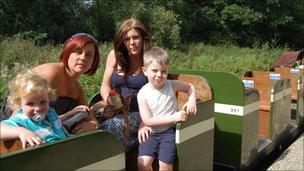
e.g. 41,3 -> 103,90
32,33 -> 100,134
0,33 -> 100,144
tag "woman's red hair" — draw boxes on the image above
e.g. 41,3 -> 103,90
60,33 -> 100,75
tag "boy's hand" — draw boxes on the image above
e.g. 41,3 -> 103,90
173,111 -> 188,123
138,125 -> 152,144
183,101 -> 197,115
18,128 -> 43,149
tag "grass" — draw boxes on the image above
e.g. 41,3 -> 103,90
0,38 -> 285,104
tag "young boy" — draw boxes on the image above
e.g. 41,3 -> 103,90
137,47 -> 197,171
0,70 -> 81,149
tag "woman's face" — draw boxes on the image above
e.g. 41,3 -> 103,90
68,43 -> 95,74
124,28 -> 143,56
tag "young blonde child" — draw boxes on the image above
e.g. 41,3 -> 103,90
0,70 -> 80,149
137,47 -> 197,171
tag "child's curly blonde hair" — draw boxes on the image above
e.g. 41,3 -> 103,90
7,70 -> 56,110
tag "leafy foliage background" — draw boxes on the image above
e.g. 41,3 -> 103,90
1,0 -> 303,48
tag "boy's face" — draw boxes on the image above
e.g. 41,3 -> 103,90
20,93 -> 49,118
143,60 -> 168,89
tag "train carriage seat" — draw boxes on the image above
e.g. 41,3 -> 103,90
242,73 -> 292,141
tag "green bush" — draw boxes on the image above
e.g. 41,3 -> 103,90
0,38 -> 284,104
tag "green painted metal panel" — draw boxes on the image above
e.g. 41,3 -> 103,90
270,79 -> 291,140
0,131 -> 125,171
213,114 -> 243,165
171,70 -> 260,169
176,100 -> 214,171
241,88 -> 259,169
296,76 -> 304,127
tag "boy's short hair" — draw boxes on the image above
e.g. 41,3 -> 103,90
7,70 -> 56,110
143,47 -> 169,67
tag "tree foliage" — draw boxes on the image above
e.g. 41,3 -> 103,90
0,0 -> 303,48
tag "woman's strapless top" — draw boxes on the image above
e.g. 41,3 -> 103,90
111,72 -> 148,112
49,97 -> 77,115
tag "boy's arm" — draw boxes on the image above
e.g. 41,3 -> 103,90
0,123 -> 43,149
172,80 -> 197,115
137,93 -> 187,127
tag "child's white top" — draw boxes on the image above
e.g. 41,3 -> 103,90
138,80 -> 178,132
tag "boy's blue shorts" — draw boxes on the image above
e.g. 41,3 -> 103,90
138,128 -> 176,164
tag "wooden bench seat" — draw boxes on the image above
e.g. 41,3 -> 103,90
0,139 -> 22,154
274,67 -> 303,100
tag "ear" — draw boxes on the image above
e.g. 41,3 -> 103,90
142,67 -> 148,76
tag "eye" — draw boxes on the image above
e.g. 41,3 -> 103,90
133,36 -> 140,40
124,38 -> 130,43
26,102 -> 34,106
152,69 -> 158,73
76,49 -> 83,54
85,52 -> 93,59
40,100 -> 47,105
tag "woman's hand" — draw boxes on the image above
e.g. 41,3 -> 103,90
18,128 -> 44,149
71,120 -> 98,134
138,124 -> 152,144
71,105 -> 90,115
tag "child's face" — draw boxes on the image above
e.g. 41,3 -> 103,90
143,60 -> 168,89
20,93 -> 49,118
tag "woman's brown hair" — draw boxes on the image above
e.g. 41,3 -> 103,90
113,18 -> 151,75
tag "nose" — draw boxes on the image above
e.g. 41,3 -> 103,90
79,52 -> 86,60
34,105 -> 42,113
156,71 -> 162,77
130,38 -> 135,45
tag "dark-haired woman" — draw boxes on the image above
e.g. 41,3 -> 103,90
100,18 -> 151,151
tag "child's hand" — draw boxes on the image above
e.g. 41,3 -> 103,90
173,111 -> 188,123
18,128 -> 43,149
138,125 -> 152,144
183,100 -> 197,116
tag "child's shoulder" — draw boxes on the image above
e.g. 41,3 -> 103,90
1,110 -> 29,126
48,107 -> 59,118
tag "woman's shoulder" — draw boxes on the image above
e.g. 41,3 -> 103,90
106,49 -> 116,63
32,62 -> 63,74
32,62 -> 64,84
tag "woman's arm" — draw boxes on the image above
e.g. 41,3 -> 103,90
70,84 -> 98,134
100,50 -> 116,105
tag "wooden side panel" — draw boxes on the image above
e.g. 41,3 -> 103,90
0,140 -> 22,154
